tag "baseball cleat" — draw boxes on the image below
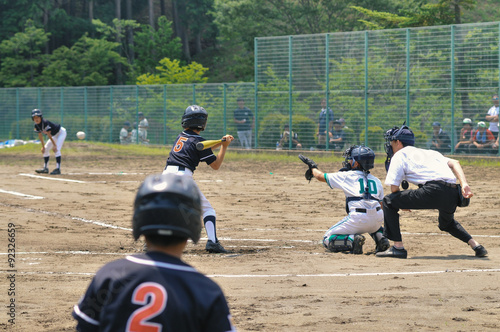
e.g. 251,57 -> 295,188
376,237 -> 390,253
36,167 -> 49,174
205,240 -> 228,254
473,245 -> 488,257
50,168 -> 61,175
375,246 -> 407,259
352,234 -> 365,255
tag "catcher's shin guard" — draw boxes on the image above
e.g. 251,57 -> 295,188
326,234 -> 353,252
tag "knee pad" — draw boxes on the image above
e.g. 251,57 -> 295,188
326,234 -> 353,252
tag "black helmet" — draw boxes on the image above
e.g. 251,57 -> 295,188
343,145 -> 375,171
31,109 -> 42,120
132,173 -> 202,243
181,105 -> 208,130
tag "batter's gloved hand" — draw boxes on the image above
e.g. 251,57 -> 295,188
298,154 -> 317,182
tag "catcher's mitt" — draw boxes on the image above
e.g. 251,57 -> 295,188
298,154 -> 318,182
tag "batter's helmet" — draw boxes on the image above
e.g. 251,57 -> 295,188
31,109 -> 42,120
132,173 -> 202,243
181,105 -> 208,130
343,145 -> 375,171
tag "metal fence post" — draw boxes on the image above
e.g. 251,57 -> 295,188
325,33 -> 330,151
254,38 -> 259,148
163,85 -> 167,145
84,87 -> 88,136
223,83 -> 227,135
16,88 -> 19,139
406,29 -> 411,126
364,31 -> 369,146
60,87 -> 64,127
288,35 -> 293,150
109,86 -> 113,143
451,25 -> 456,153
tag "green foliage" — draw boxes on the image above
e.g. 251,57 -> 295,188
0,20 -> 50,87
38,34 -> 128,87
133,16 -> 182,75
359,126 -> 385,150
136,58 -> 209,85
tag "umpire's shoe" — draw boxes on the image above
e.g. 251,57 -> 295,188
375,246 -> 407,259
36,167 -> 49,174
473,245 -> 488,257
352,234 -> 365,255
205,240 -> 228,254
50,168 -> 61,175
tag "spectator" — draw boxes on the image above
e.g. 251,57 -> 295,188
454,118 -> 473,154
430,121 -> 451,153
131,122 -> 138,143
277,124 -> 302,149
329,120 -> 346,151
317,98 -> 334,149
120,121 -> 132,144
339,118 -> 348,129
234,97 -> 254,149
469,121 -> 496,154
485,94 -> 499,140
138,112 -> 149,145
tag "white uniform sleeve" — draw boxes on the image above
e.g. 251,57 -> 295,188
385,152 -> 405,187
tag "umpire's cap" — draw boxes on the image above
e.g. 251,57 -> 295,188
384,123 -> 415,147
132,173 -> 202,243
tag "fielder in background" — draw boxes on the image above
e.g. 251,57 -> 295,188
119,121 -> 132,144
138,112 -> 150,145
485,93 -> 499,140
163,105 -> 234,253
377,123 -> 488,259
31,109 -> 67,175
72,173 -> 236,331
299,146 -> 390,255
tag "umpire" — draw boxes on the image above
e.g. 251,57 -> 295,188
376,124 -> 488,259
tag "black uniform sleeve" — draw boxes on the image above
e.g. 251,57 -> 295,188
72,278 -> 102,331
202,293 -> 235,332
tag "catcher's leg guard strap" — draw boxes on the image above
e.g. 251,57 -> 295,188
326,234 -> 353,252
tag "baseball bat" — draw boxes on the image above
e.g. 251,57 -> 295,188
196,138 -> 226,151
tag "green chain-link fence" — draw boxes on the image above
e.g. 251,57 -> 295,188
1,21 -> 500,155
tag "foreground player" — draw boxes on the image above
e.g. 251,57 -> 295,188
163,105 -> 234,253
31,109 -> 67,175
299,146 -> 390,254
377,124 -> 488,258
72,173 -> 236,331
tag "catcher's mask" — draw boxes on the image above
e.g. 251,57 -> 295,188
342,145 -> 375,171
132,173 -> 202,243
384,122 -> 415,171
181,105 -> 208,130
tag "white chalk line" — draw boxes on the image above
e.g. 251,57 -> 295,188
1,268 -> 499,279
19,173 -> 86,183
0,188 -> 44,199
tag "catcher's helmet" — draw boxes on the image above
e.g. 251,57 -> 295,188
181,105 -> 208,130
31,109 -> 42,120
132,173 -> 202,243
344,145 -> 375,171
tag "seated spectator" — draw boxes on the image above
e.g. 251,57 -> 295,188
130,122 -> 138,143
119,121 -> 132,144
277,124 -> 302,149
455,118 -> 473,154
469,121 -> 496,154
430,121 -> 451,153
329,120 -> 346,151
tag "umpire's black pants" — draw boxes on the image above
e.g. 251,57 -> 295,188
382,181 -> 472,243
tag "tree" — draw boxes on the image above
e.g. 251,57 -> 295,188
133,16 -> 182,76
0,20 -> 50,87
136,58 -> 209,84
38,34 -> 128,86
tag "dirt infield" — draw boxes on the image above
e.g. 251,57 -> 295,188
0,145 -> 499,331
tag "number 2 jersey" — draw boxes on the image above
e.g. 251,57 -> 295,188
72,252 -> 235,332
165,130 -> 217,172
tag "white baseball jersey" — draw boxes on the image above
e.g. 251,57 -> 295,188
323,170 -> 384,241
487,105 -> 499,133
385,146 -> 456,186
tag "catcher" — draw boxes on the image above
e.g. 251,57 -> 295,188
299,146 -> 390,254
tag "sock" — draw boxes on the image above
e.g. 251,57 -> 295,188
56,156 -> 61,169
203,216 -> 217,242
44,156 -> 49,168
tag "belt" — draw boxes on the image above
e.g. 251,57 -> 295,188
167,165 -> 186,171
355,207 -> 381,213
424,180 -> 457,188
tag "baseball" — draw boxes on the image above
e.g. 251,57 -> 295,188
76,131 -> 86,140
